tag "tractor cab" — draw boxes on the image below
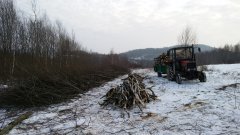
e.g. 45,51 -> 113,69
167,46 -> 196,73
165,45 -> 206,84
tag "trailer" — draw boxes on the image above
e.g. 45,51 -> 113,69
154,53 -> 168,77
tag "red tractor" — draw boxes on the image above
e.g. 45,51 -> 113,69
165,45 -> 206,84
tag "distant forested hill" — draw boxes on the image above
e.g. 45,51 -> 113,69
120,44 -> 214,61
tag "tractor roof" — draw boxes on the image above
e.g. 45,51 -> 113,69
167,46 -> 194,51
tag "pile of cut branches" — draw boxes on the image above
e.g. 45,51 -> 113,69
100,73 -> 157,110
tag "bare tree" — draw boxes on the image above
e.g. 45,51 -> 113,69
178,26 -> 197,46
0,0 -> 18,75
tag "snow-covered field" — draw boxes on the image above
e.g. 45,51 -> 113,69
1,64 -> 240,135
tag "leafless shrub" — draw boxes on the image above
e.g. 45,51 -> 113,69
178,26 -> 197,46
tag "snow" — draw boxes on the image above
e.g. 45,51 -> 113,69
1,63 -> 240,134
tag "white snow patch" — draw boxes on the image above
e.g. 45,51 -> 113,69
23,112 -> 58,123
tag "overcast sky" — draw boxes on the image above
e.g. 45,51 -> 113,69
15,0 -> 240,53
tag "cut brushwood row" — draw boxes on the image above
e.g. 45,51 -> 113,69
100,74 -> 157,111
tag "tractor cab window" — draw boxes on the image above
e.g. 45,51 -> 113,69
175,48 -> 192,59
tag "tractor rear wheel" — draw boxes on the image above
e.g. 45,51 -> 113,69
167,66 -> 174,81
199,72 -> 206,82
176,74 -> 182,84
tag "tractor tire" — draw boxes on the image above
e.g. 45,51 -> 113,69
167,66 -> 174,81
158,72 -> 162,77
176,74 -> 182,84
199,72 -> 206,82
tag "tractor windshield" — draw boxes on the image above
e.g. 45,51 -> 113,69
175,48 -> 192,59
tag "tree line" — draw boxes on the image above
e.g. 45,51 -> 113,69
0,0 -> 137,81
197,43 -> 240,65
0,0 -> 137,107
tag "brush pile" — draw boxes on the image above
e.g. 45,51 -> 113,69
154,53 -> 169,65
100,73 -> 157,110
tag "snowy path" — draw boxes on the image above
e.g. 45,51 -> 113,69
1,64 -> 240,135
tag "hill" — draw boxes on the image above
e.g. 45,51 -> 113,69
121,44 -> 214,60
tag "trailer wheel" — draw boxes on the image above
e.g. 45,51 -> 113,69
199,72 -> 206,82
176,74 -> 182,84
158,72 -> 162,77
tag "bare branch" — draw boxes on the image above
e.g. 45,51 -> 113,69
178,26 -> 197,46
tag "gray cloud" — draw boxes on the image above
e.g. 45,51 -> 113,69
16,0 -> 240,53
